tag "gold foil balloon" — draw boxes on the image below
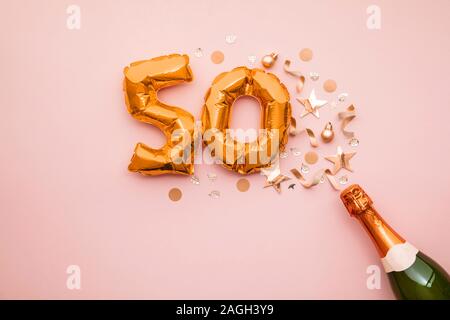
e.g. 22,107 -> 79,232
123,54 -> 195,176
201,67 -> 292,174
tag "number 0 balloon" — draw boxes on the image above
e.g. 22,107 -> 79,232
201,67 -> 291,174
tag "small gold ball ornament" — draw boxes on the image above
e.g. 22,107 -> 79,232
261,53 -> 278,68
321,122 -> 335,143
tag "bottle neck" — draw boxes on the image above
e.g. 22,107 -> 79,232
355,206 -> 405,258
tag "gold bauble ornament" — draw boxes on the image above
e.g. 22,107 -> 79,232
261,53 -> 278,68
321,122 -> 335,143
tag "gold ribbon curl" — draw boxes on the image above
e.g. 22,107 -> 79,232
284,60 -> 305,93
289,117 -> 318,148
290,168 -> 340,190
338,104 -> 356,138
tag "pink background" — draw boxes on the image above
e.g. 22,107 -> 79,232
1,0 -> 449,299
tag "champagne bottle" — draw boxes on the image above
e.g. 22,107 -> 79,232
340,184 -> 450,300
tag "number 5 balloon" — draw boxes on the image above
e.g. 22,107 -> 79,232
123,54 -> 195,176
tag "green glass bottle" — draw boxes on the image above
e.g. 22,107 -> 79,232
340,184 -> 450,300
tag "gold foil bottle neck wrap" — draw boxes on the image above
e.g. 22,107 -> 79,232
340,184 -> 405,257
340,184 -> 373,216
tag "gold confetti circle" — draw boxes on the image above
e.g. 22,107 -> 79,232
305,151 -> 319,165
323,79 -> 337,93
211,50 -> 224,64
299,48 -> 313,62
236,178 -> 250,192
168,187 -> 182,202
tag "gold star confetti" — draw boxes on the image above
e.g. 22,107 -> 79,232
263,174 -> 291,193
296,89 -> 327,118
325,146 -> 356,174
261,161 -> 291,193
260,162 -> 281,182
